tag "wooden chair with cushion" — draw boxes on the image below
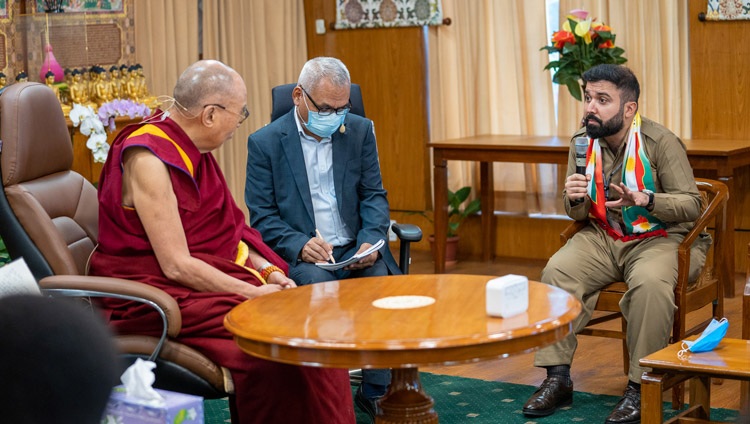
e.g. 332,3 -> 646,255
562,178 -> 728,408
0,82 -> 233,402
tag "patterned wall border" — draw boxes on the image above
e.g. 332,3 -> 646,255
32,0 -> 126,15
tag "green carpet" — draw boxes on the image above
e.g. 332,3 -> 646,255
203,372 -> 741,423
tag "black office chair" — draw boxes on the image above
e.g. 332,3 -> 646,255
270,82 -> 422,274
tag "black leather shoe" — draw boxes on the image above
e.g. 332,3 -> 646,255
605,384 -> 640,424
354,385 -> 380,422
522,376 -> 574,417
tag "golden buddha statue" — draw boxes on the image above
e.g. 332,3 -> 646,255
69,69 -> 97,109
86,67 -> 97,102
108,65 -> 123,99
134,64 -> 159,109
45,71 -> 71,115
91,66 -> 113,107
15,71 -> 28,83
124,65 -> 140,101
61,68 -> 73,104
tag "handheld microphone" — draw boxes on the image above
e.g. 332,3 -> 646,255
574,136 -> 589,175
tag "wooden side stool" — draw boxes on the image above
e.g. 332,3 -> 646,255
639,337 -> 750,423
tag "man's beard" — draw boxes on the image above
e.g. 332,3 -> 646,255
585,106 -> 625,139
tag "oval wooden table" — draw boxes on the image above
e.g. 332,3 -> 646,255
224,274 -> 582,423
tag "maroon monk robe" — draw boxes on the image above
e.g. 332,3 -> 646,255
89,112 -> 354,424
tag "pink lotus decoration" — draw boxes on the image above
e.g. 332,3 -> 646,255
39,44 -> 64,83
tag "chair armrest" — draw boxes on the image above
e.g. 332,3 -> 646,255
391,223 -> 422,274
675,180 -> 728,301
392,222 -> 423,242
561,220 -> 588,245
39,275 -> 182,361
678,191 -> 727,254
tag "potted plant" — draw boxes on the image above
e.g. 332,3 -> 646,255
417,186 -> 481,268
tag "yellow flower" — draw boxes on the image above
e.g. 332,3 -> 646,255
574,18 -> 593,44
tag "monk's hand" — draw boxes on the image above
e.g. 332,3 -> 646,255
266,272 -> 296,289
605,183 -> 650,208
244,284 -> 284,299
565,173 -> 590,203
344,243 -> 378,270
300,237 -> 333,263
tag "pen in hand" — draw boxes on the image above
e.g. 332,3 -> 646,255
315,229 -> 336,264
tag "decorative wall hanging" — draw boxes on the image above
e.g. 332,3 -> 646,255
35,0 -> 124,14
703,0 -> 750,21
335,0 -> 443,29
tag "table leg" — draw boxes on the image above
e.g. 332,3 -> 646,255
377,367 -> 437,424
718,175 -> 736,298
689,376 -> 711,419
640,373 -> 665,424
741,380 -> 750,419
433,155 -> 448,273
480,162 -> 495,263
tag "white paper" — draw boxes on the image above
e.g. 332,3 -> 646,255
0,258 -> 41,298
315,239 -> 385,271
372,295 -> 435,309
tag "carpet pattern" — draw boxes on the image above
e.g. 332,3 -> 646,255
203,372 -> 740,423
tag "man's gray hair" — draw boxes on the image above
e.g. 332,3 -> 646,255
173,60 -> 239,111
297,57 -> 351,91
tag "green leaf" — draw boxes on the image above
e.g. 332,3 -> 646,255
448,222 -> 460,237
463,199 -> 481,216
566,80 -> 582,101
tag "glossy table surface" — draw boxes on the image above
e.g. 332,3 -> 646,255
224,274 -> 582,369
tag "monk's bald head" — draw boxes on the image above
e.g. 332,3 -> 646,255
173,60 -> 243,111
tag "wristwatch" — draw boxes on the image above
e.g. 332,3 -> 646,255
642,189 -> 655,210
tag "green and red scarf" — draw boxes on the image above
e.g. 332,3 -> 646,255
584,113 -> 667,241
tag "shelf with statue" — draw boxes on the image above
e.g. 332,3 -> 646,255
53,64 -> 160,117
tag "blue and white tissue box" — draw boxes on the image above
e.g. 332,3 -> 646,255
101,385 -> 204,424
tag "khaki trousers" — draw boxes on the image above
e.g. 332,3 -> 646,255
533,224 -> 709,382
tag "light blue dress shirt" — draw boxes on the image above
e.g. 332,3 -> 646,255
294,107 -> 354,246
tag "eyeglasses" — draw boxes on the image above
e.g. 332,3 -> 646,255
204,103 -> 250,124
300,86 -> 351,116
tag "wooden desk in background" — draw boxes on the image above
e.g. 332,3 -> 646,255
225,274 -> 581,424
428,135 -> 750,297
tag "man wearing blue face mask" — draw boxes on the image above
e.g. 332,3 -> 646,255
246,56 -> 398,422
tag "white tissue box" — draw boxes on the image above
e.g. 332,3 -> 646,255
102,385 -> 204,424
486,274 -> 529,318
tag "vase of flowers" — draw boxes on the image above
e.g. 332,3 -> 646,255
541,9 -> 627,101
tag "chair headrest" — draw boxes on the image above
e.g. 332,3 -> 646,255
270,83 -> 366,122
0,82 -> 73,186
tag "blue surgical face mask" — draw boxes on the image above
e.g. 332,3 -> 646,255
678,317 -> 729,358
300,95 -> 347,138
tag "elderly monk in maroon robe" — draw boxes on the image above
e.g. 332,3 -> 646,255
88,60 -> 355,424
